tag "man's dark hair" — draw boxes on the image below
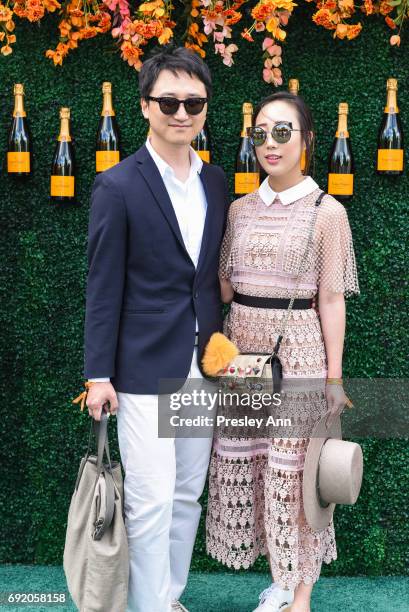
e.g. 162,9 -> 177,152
138,46 -> 213,101
253,92 -> 315,176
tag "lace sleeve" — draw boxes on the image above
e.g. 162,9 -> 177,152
219,203 -> 234,281
316,196 -> 360,298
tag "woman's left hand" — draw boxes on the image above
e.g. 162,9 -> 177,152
324,383 -> 350,428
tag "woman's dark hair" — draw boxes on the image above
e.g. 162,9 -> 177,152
138,45 -> 213,101
253,92 -> 315,176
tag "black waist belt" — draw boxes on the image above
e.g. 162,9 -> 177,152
233,291 -> 313,310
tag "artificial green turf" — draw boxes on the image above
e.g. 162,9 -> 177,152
0,566 -> 408,611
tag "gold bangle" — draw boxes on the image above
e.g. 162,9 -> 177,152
326,377 -> 343,384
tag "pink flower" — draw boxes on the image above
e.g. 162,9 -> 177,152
279,11 -> 290,26
262,37 -> 274,50
215,42 -> 238,66
203,18 -> 216,35
105,0 -> 130,18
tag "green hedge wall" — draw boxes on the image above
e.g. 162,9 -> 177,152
1,2 -> 408,576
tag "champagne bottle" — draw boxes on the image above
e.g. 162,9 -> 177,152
235,102 -> 260,195
327,103 -> 354,201
377,78 -> 404,175
288,78 -> 306,172
288,78 -> 299,96
7,83 -> 32,177
96,82 -> 121,173
192,120 -> 211,163
50,107 -> 76,205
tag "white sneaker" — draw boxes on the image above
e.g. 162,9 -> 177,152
171,600 -> 189,612
252,584 -> 294,611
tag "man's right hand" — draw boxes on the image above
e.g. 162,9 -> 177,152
86,382 -> 119,421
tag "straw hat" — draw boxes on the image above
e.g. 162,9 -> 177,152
303,414 -> 363,533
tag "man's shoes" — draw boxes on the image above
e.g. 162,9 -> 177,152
171,600 -> 189,612
252,584 -> 294,611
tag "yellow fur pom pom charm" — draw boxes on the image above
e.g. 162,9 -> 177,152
201,332 -> 239,377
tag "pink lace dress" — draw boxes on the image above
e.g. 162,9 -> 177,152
205,185 -> 360,589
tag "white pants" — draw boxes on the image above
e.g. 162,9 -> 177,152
117,347 -> 213,612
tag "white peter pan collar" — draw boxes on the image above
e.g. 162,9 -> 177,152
258,175 -> 319,206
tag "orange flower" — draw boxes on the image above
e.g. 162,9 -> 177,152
338,0 -> 354,15
379,0 -> 393,15
7,34 -> 16,43
69,8 -> 84,17
335,22 -> 348,38
0,5 -> 13,21
225,10 -> 242,26
158,26 -> 173,44
1,44 -> 12,55
363,0 -> 373,15
80,26 -> 99,39
241,28 -> 254,41
139,0 -> 165,18
312,8 -> 337,29
6,19 -> 15,31
346,22 -> 362,39
26,0 -> 45,22
59,20 -> 72,37
120,40 -> 143,69
251,4 -> 273,21
390,34 -> 400,45
385,15 -> 396,29
43,0 -> 61,11
185,42 -> 206,58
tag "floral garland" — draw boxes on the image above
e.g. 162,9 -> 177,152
0,0 -> 406,83
307,0 -> 406,46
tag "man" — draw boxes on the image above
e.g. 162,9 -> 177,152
83,47 -> 229,611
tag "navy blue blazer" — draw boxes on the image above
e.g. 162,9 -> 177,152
83,143 -> 229,394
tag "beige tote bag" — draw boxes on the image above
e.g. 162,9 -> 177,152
63,410 -> 129,611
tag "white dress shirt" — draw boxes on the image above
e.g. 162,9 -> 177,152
89,138 -> 208,382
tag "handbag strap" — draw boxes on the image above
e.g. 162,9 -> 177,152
90,410 -> 116,538
84,405 -> 113,474
271,190 -> 326,358
92,469 -> 116,541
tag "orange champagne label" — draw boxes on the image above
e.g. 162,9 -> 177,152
196,150 -> 210,163
328,173 -> 354,196
235,172 -> 259,194
96,150 -> 120,172
51,175 -> 75,197
377,149 -> 403,171
7,151 -> 30,172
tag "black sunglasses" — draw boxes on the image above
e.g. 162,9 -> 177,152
146,96 -> 208,116
248,122 -> 306,146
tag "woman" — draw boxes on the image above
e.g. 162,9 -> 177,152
205,92 -> 360,612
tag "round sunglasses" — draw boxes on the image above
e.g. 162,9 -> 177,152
248,122 -> 306,146
146,96 -> 208,116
